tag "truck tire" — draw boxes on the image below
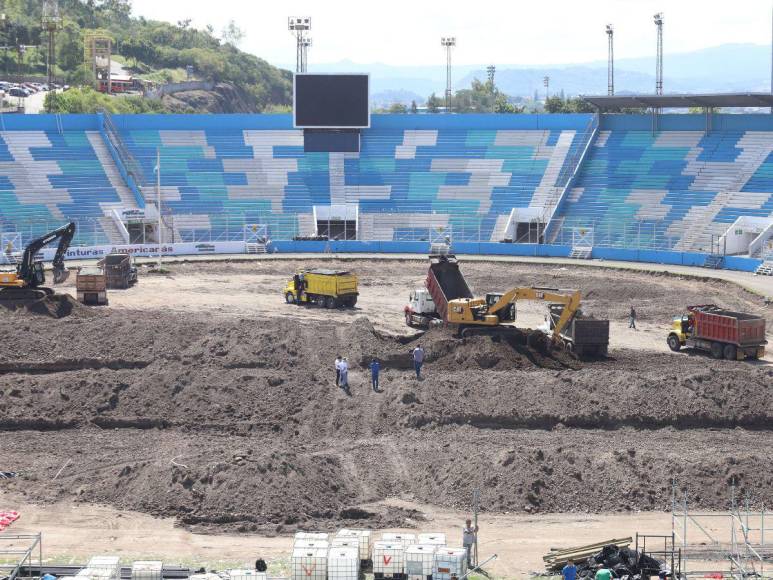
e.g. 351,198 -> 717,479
667,334 -> 681,352
710,342 -> 724,359
325,296 -> 336,309
723,344 -> 737,361
348,296 -> 358,308
285,292 -> 295,304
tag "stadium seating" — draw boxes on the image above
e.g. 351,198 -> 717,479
0,130 -> 137,246
552,130 -> 773,251
119,127 -> 587,242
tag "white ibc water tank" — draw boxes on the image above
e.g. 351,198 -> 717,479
226,571 -> 267,580
336,529 -> 373,562
294,532 -> 329,543
291,547 -> 328,580
433,547 -> 468,580
380,532 -> 416,546
294,539 -> 330,550
417,533 -> 446,547
327,546 -> 360,580
131,561 -> 163,580
405,545 -> 437,580
80,556 -> 121,580
372,541 -> 405,578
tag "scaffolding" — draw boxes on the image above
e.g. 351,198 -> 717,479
0,533 -> 42,580
672,481 -> 772,579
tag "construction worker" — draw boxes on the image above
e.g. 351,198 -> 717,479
339,357 -> 350,393
462,518 -> 478,567
562,559 -> 577,580
335,355 -> 342,387
412,344 -> 425,379
370,358 -> 381,392
629,305 -> 637,329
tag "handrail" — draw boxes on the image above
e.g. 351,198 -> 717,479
100,108 -> 146,188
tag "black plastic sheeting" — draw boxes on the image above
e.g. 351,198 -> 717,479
576,545 -> 664,579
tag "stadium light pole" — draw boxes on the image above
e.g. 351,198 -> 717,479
288,16 -> 311,74
654,13 -> 664,95
606,24 -> 614,96
543,75 -> 550,102
301,37 -> 312,73
441,37 -> 456,113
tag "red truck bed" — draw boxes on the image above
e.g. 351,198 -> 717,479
425,256 -> 473,322
691,306 -> 766,347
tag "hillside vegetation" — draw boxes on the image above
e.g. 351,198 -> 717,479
1,0 -> 292,112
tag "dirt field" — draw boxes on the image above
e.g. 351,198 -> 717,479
1,258 -> 772,577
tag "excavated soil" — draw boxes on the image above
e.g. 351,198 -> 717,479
0,258 -> 771,533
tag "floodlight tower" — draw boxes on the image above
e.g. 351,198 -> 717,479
288,16 -> 311,74
606,24 -> 614,96
654,12 -> 664,95
42,0 -> 61,88
486,65 -> 496,86
543,75 -> 550,101
441,37 -> 456,112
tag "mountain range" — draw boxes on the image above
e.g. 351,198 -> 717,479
294,43 -> 772,105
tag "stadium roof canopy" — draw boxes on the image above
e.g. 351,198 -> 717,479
580,93 -> 773,109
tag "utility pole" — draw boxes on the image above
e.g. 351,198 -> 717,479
606,24 -> 614,96
654,13 -> 664,95
156,148 -> 163,265
441,37 -> 456,113
472,488 -> 480,567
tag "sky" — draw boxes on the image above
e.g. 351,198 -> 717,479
129,0 -> 773,68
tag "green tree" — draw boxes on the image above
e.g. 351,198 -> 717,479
388,102 -> 408,113
410,100 -> 418,114
427,93 -> 441,113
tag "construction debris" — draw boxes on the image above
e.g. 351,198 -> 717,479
544,537 -> 632,570
545,539 -> 665,579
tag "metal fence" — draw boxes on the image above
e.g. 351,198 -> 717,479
1,213 -> 696,254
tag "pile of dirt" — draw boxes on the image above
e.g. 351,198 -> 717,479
0,292 -> 92,319
0,259 -> 771,532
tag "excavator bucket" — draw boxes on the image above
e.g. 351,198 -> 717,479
53,266 -> 70,284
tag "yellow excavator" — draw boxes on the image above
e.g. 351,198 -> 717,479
446,286 -> 582,345
0,222 -> 76,302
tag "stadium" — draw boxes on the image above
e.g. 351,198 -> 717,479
1,9 -> 773,580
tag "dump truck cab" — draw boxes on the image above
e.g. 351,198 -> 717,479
405,288 -> 439,328
284,269 -> 358,309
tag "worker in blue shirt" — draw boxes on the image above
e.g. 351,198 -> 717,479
370,358 -> 381,392
562,560 -> 577,580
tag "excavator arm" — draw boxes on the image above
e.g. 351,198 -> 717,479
17,222 -> 76,287
488,287 -> 582,342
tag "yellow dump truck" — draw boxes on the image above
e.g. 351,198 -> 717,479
284,269 -> 358,309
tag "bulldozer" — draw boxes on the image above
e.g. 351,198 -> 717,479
0,222 -> 76,302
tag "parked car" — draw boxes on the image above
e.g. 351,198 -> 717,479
8,87 -> 29,98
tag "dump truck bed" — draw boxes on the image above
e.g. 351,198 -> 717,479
76,268 -> 107,292
425,256 -> 472,322
549,304 -> 610,355
303,270 -> 358,297
692,307 -> 766,347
